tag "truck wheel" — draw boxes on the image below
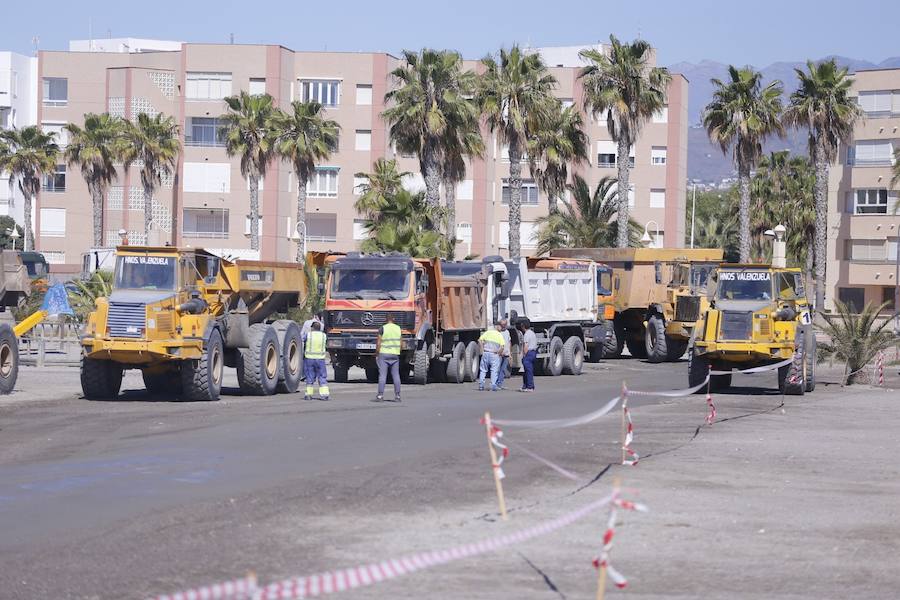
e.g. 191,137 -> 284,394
779,337 -> 806,396
687,349 -> 709,391
81,355 -> 124,400
238,324 -> 280,396
142,369 -> 182,397
334,362 -> 349,383
446,342 -> 466,383
413,346 -> 429,385
181,329 -> 224,401
645,315 -> 668,363
464,341 -> 481,382
0,324 -> 19,394
562,337 -> 584,375
430,356 -> 447,383
547,336 -> 564,376
625,332 -> 648,359
588,323 -> 615,362
667,339 -> 689,362
804,331 -> 817,393
274,321 -> 302,394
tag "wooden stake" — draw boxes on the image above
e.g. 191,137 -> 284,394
620,381 -> 627,465
596,476 -> 622,600
484,411 -> 508,521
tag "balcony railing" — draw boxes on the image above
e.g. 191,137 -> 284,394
184,138 -> 226,148
849,157 -> 895,167
182,230 -> 229,239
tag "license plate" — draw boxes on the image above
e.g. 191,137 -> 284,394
356,342 -> 376,350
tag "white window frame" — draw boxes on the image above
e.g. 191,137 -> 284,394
649,189 -> 666,208
307,167 -> 339,198
300,78 -> 341,106
651,146 -> 668,166
355,84 -> 373,106
42,77 -> 67,106
248,78 -> 266,96
857,90 -> 894,116
501,179 -> 539,205
39,208 -> 66,237
352,219 -> 368,241
851,140 -> 894,166
852,189 -> 890,214
847,239 -> 887,261
307,213 -> 338,242
652,106 -> 669,123
185,72 -> 233,101
183,207 -> 230,239
354,130 -> 372,151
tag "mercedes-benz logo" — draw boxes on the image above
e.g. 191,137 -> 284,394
361,312 -> 375,326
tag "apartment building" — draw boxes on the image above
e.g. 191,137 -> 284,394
32,39 -> 688,272
0,51 -> 38,225
827,68 -> 900,312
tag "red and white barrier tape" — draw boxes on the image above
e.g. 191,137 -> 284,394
876,351 -> 885,386
705,391 -> 717,425
711,357 -> 793,376
253,492 -> 618,600
502,437 -> 580,481
592,491 -> 648,589
153,574 -> 258,600
627,374 -> 710,398
491,395 -> 621,430
621,391 -> 638,466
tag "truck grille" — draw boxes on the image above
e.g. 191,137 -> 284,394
326,310 -> 415,331
107,301 -> 146,338
675,295 -> 701,322
719,311 -> 752,341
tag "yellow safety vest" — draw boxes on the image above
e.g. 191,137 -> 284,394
305,331 -> 327,359
480,329 -> 504,353
380,323 -> 402,355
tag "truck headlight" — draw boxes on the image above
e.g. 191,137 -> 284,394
326,338 -> 343,348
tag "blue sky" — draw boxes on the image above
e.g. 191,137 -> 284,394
8,0 -> 900,67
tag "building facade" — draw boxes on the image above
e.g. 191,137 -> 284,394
827,68 -> 900,313
0,51 -> 38,225
31,39 -> 688,272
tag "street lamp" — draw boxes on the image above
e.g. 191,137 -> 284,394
291,221 -> 307,262
118,228 -> 128,246
641,220 -> 661,247
763,224 -> 787,269
7,228 -> 20,251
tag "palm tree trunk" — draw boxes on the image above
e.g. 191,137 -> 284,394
813,148 -> 829,312
737,163 -> 751,263
90,181 -> 103,248
144,184 -> 154,243
508,144 -> 523,260
249,173 -> 260,252
22,190 -> 34,252
444,177 -> 456,259
296,173 -> 308,262
548,191 -> 558,214
615,137 -> 630,248
422,137 -> 441,211
805,236 -> 814,297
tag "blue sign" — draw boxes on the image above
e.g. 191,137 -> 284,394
41,283 -> 74,316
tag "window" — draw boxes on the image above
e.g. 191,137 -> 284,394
888,237 -> 899,262
41,122 -> 68,147
353,176 -> 368,195
882,287 -> 896,312
183,162 -> 231,193
308,213 -> 337,242
456,179 -> 474,201
353,219 -> 368,240
850,140 -> 894,166
40,208 -> 66,236
401,172 -> 425,193
846,239 -> 886,261
248,78 -> 266,95
356,84 -> 373,105
857,90 -> 894,115
838,287 -> 865,312
185,117 -> 225,147
501,179 -> 539,205
499,221 -> 538,248
612,182 -> 636,207
456,222 -> 473,244
653,106 -> 669,123
651,146 -> 668,165
355,130 -> 371,151
185,72 -> 232,100
300,79 -> 340,106
649,189 -> 666,208
42,251 -> 65,264
43,165 -> 66,192
42,77 -> 67,106
307,167 -> 339,197
500,145 -> 528,163
560,98 -> 574,109
596,140 -> 633,168
851,189 -> 889,214
183,208 -> 229,239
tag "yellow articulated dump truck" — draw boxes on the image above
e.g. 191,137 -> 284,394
81,246 -> 308,401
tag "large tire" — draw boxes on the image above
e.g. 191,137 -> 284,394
446,342 -> 466,383
805,331 -> 817,393
463,341 -> 481,382
81,355 -> 124,400
413,345 -> 429,385
142,369 -> 182,397
588,323 -> 618,362
274,321 -> 303,394
779,332 -> 806,396
645,315 -> 668,363
0,324 -> 19,394
667,339 -> 690,362
562,336 -> 585,375
625,331 -> 648,359
547,336 -> 564,376
238,324 -> 280,396
181,328 -> 225,401
687,348 -> 709,392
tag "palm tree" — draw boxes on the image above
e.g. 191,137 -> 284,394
529,101 -> 588,213
382,49 -> 478,210
119,113 -> 181,243
360,188 -> 448,257
579,36 -> 671,248
818,300 -> 898,384
220,92 -> 276,252
784,59 -> 861,310
693,213 -> 739,261
271,101 -> 340,261
702,66 -> 784,262
441,113 -> 484,256
478,45 -> 557,259
0,126 -> 60,250
354,158 -> 409,219
535,175 -> 641,254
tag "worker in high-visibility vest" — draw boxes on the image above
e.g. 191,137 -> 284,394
373,313 -> 402,402
304,321 -> 329,401
478,322 -> 506,392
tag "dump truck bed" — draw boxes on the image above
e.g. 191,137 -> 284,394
505,258 -> 596,324
433,261 -> 487,332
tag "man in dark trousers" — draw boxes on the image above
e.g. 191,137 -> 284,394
373,313 -> 402,402
518,318 -> 536,392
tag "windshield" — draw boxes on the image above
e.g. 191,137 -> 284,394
717,270 -> 773,301
115,255 -> 176,291
597,269 -> 613,296
691,264 -> 716,292
330,268 -> 410,299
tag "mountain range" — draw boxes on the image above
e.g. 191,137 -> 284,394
670,56 -> 900,183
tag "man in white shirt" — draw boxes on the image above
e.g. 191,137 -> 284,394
518,318 -> 537,392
